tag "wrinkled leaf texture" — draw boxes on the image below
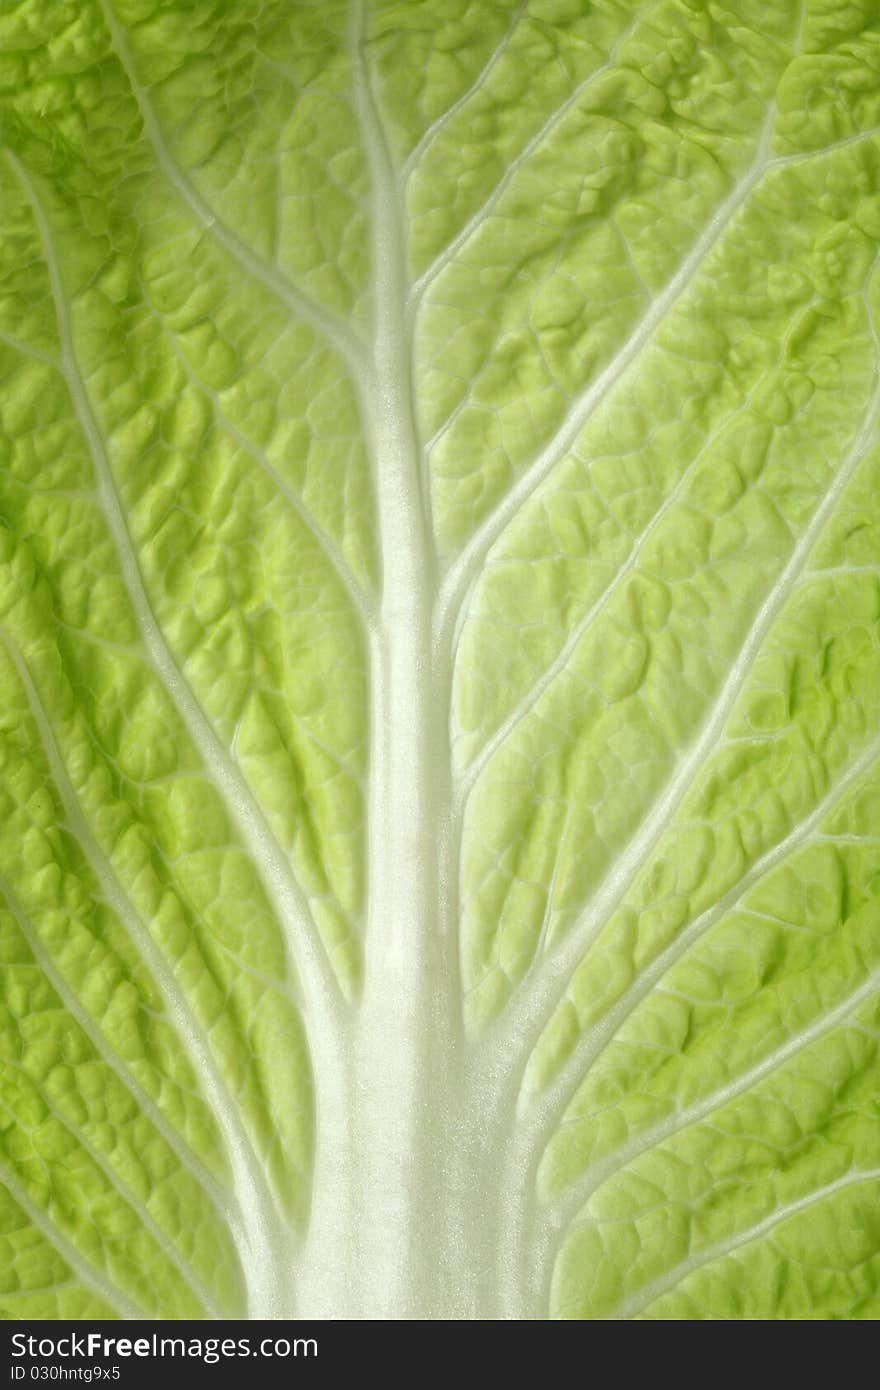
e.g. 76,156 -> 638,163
1,0 -> 880,1321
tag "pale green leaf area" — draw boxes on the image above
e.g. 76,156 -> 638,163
0,0 -> 878,1320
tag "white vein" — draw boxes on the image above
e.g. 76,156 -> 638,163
777,122 -> 880,168
401,0 -> 529,181
501,727 -> 880,1313
165,332 -> 378,632
95,0 -> 367,381
4,1058 -> 223,1317
5,149 -> 341,1037
0,870 -> 236,1232
0,1157 -> 143,1320
434,111 -> 778,641
492,330 -> 880,1078
453,399 -> 756,810
607,1169 -> 880,1320
549,942 -> 880,1239
490,728 -> 880,1316
434,120 -> 880,645
0,630 -> 278,1309
0,329 -> 57,367
409,0 -> 662,304
798,562 -> 880,585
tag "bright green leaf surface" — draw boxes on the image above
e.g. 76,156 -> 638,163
0,0 -> 878,1321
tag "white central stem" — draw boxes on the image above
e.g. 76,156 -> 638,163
297,6 -> 520,1319
354,198 -> 438,1318
297,5 -> 451,1317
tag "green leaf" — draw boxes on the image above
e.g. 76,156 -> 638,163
0,0 -> 879,1320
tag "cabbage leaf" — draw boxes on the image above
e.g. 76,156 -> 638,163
1,0 -> 879,1320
